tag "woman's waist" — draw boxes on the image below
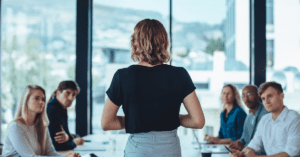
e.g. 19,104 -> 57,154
131,128 -> 178,138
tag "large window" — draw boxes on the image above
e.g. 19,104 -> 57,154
1,0 -> 76,142
172,0 -> 249,140
266,0 -> 300,112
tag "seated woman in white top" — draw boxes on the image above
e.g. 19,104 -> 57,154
2,85 -> 80,157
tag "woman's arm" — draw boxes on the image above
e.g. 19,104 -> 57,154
179,91 -> 205,129
101,97 -> 125,131
234,110 -> 247,141
216,138 -> 232,144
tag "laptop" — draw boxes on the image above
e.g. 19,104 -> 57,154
74,142 -> 106,151
192,130 -> 229,154
81,153 -> 98,157
201,145 -> 230,154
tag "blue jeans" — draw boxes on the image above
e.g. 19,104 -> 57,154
124,129 -> 181,157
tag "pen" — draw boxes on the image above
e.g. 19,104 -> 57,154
225,146 -> 233,153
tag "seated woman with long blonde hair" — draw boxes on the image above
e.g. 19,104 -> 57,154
205,84 -> 247,144
2,85 -> 80,157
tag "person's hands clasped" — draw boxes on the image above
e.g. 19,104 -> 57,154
73,137 -> 85,146
229,141 -> 245,151
230,150 -> 244,157
65,152 -> 80,157
55,125 -> 69,144
242,148 -> 257,157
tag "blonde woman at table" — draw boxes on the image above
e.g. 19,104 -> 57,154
2,85 -> 80,157
101,19 -> 205,157
205,84 -> 247,144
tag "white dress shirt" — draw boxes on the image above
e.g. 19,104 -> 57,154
247,106 -> 300,156
2,122 -> 64,157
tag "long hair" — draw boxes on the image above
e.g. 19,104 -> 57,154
131,19 -> 171,65
48,80 -> 80,103
13,85 -> 49,155
221,84 -> 244,112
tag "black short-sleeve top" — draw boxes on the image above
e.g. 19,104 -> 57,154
106,64 -> 196,133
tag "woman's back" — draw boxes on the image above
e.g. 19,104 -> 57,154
106,64 -> 195,133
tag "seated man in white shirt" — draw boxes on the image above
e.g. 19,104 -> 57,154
232,81 -> 300,157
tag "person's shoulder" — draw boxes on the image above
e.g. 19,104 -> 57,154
259,104 -> 269,115
260,113 -> 272,123
7,121 -> 24,131
117,66 -> 134,74
172,65 -> 187,71
286,108 -> 300,120
47,102 -> 60,112
235,106 -> 247,115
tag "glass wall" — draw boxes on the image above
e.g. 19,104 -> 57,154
266,0 -> 300,112
1,0 -> 76,142
172,0 -> 250,141
92,0 -> 170,134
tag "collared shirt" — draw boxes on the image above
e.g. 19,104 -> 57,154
239,103 -> 269,147
47,96 -> 76,151
248,106 -> 300,156
218,105 -> 247,141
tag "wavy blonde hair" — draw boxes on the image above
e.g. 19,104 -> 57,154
221,84 -> 244,112
131,19 -> 171,65
13,85 -> 49,155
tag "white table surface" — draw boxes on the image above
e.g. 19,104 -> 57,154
58,134 -> 230,157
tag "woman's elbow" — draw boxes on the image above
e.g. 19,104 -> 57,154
196,117 -> 205,129
101,119 -> 110,131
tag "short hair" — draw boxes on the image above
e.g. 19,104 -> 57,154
131,19 -> 171,65
48,80 -> 80,102
258,81 -> 283,97
243,85 -> 258,95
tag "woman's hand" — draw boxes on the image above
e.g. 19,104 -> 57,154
65,152 -> 81,157
204,135 -> 220,144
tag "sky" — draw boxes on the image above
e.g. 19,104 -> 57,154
94,0 -> 226,25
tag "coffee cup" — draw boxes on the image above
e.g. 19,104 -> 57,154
201,149 -> 212,157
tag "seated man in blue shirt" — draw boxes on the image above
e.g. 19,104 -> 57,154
47,81 -> 85,151
229,85 -> 268,154
232,82 -> 300,157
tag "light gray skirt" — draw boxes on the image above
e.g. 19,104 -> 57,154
124,129 -> 181,157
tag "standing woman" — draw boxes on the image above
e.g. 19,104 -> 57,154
205,84 -> 247,144
2,85 -> 79,157
101,19 -> 205,157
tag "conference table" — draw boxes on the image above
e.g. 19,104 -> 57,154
58,134 -> 230,157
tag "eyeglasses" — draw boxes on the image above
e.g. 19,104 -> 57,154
242,92 -> 255,98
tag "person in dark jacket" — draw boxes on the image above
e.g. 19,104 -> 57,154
47,81 -> 85,151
